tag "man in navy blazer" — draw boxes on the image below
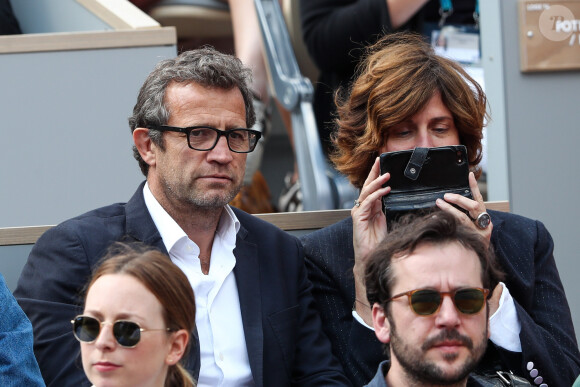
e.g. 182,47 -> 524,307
15,47 -> 349,387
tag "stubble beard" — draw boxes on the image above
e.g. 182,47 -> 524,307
180,180 -> 241,209
161,172 -> 243,211
192,182 -> 241,208
389,318 -> 488,385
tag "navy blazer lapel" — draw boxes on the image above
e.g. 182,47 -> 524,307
233,225 -> 264,387
124,181 -> 167,254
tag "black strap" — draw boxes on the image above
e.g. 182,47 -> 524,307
404,147 -> 429,180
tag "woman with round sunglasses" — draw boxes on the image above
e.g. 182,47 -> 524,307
300,32 -> 580,386
72,243 -> 196,387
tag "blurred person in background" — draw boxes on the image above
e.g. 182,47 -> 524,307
300,0 -> 479,156
0,0 -> 22,35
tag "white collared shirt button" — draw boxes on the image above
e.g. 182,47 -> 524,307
530,369 -> 538,378
527,361 -> 534,371
539,384 -> 547,387
534,376 -> 543,385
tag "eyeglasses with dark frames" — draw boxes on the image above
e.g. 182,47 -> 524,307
147,125 -> 261,153
71,315 -> 173,348
387,287 -> 489,316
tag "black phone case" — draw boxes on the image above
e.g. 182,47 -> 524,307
380,145 -> 473,228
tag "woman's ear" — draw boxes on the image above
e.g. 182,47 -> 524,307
165,329 -> 189,366
372,303 -> 391,344
133,128 -> 157,168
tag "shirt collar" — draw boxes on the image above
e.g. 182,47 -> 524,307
142,182 -> 240,253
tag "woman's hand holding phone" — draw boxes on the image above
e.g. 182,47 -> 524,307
436,172 -> 493,243
351,157 -> 391,325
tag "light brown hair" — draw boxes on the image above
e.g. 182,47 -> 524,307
332,32 -> 488,189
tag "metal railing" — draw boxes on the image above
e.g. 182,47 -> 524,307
254,0 -> 357,210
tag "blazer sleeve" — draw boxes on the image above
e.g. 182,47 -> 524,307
14,223 -> 94,387
302,221 -> 383,386
300,0 -> 392,73
493,216 -> 580,387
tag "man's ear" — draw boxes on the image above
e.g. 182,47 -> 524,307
133,128 -> 157,167
372,303 -> 391,344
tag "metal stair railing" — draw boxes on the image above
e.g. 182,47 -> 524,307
254,0 -> 357,210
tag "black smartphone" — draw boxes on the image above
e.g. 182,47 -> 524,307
379,145 -> 473,229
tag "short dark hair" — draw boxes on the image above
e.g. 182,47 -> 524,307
332,32 -> 487,189
365,211 -> 504,309
128,46 -> 256,176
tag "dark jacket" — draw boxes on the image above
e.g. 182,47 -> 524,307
15,182 -> 351,387
301,210 -> 580,386
0,0 -> 21,35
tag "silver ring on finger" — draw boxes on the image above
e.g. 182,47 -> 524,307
475,212 -> 491,230
354,199 -> 362,208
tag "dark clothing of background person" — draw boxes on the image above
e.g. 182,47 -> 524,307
0,0 -> 21,35
301,210 -> 580,387
128,0 -> 161,12
300,0 -> 476,156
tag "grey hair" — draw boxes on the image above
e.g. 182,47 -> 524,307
129,46 -> 256,176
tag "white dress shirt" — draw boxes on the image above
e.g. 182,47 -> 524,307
143,183 -> 254,386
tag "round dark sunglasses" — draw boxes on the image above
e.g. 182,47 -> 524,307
388,287 -> 489,316
71,315 -> 172,348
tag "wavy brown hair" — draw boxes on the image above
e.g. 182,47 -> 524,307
331,32 -> 488,189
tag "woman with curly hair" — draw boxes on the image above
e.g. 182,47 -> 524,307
301,32 -> 580,387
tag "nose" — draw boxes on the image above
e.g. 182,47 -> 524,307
435,295 -> 461,328
94,323 -> 116,350
415,131 -> 435,148
207,135 -> 234,164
